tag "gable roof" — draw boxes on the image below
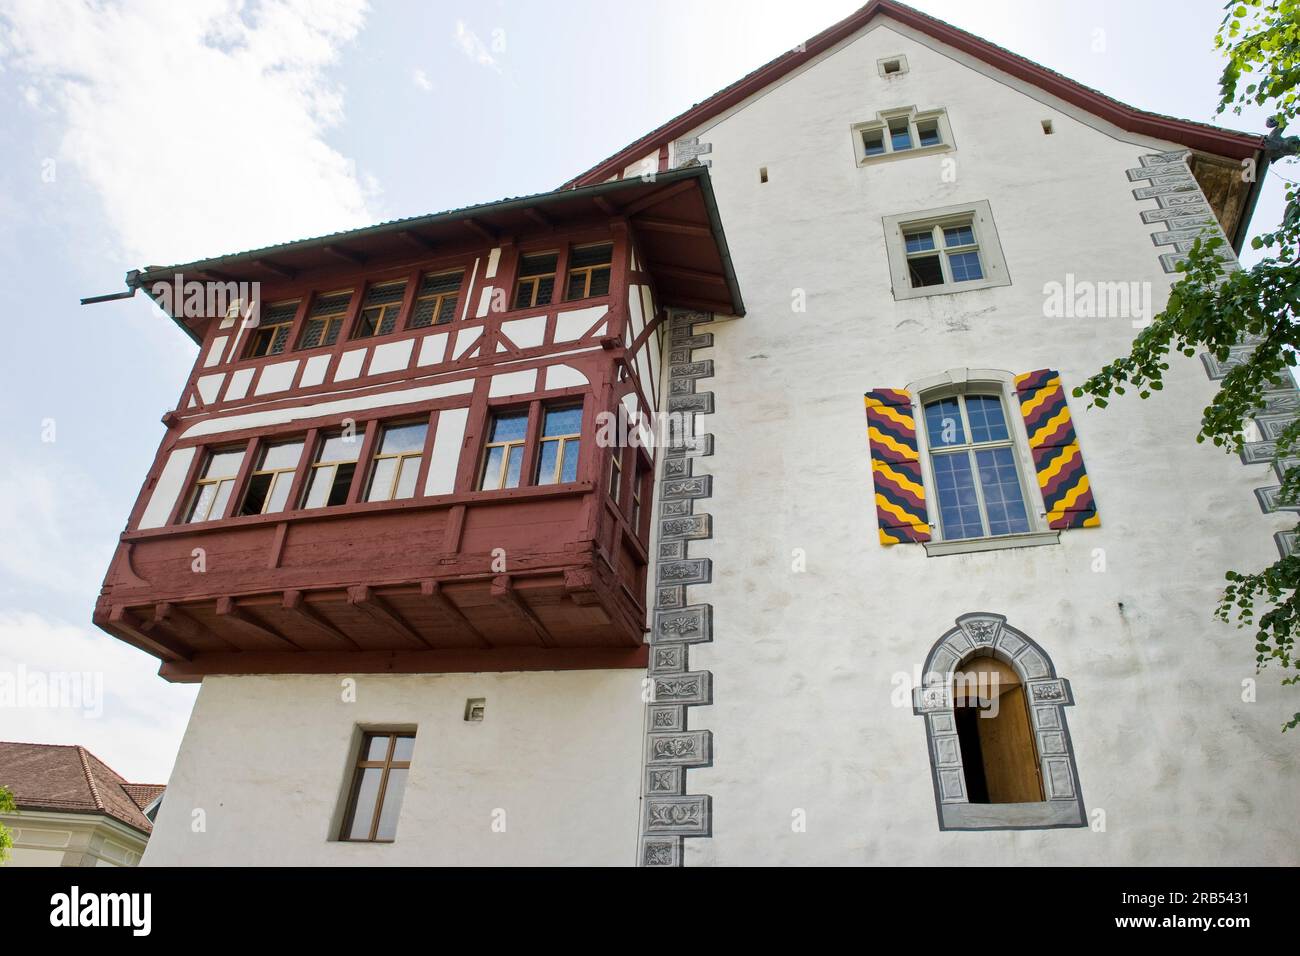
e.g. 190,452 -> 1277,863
562,0 -> 1264,190
0,741 -> 164,835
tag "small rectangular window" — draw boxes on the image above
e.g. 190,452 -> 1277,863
883,201 -> 1008,300
353,280 -> 407,339
298,291 -> 353,349
903,220 -> 983,289
861,129 -> 886,156
340,731 -> 414,843
514,253 -> 558,309
302,429 -> 366,508
246,300 -> 298,358
632,459 -> 648,531
536,406 -> 582,485
365,422 -> 428,502
239,440 -> 304,516
184,447 -> 245,522
407,271 -> 463,328
608,447 -> 624,503
565,243 -> 613,301
917,118 -> 941,148
888,117 -> 912,151
479,411 -> 529,490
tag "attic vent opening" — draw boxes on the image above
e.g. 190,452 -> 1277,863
759,166 -> 769,183
1041,119 -> 1054,135
877,55 -> 908,77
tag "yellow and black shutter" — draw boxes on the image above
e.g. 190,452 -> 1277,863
864,389 -> 930,544
1013,369 -> 1099,529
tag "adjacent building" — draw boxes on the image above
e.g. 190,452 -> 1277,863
0,742 -> 163,867
90,1 -> 1298,865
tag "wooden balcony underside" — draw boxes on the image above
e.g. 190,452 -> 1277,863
96,571 -> 647,683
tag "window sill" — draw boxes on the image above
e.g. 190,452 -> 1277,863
940,799 -> 1085,830
923,530 -> 1059,558
857,142 -> 952,166
891,273 -> 1011,301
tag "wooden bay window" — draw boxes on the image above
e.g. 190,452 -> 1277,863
246,300 -> 298,358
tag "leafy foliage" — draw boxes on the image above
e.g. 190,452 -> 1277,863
1074,0 -> 1300,730
0,785 -> 15,863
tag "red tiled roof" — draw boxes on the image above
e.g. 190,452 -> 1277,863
0,742 -> 164,835
563,0 -> 1264,189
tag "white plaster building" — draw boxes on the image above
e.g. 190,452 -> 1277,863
121,2 -> 1298,866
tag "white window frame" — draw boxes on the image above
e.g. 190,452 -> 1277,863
882,200 -> 1011,300
907,369 -> 1059,557
852,106 -> 952,165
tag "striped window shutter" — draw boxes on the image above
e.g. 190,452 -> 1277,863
1014,370 -> 1099,529
864,389 -> 930,544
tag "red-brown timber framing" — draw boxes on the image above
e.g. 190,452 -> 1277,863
94,168 -> 742,682
562,0 -> 1267,247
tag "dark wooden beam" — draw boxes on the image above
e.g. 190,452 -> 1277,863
254,259 -> 297,280
646,262 -> 727,285
490,575 -> 554,648
397,230 -> 437,252
347,585 -> 433,649
593,196 -> 620,216
663,295 -> 734,315
324,244 -> 367,266
633,216 -> 712,238
148,601 -> 235,651
563,567 -> 600,607
620,179 -> 696,217
282,590 -> 361,650
160,646 -> 651,682
109,606 -> 192,661
420,580 -> 491,649
461,217 -> 498,243
215,596 -> 301,650
524,207 -> 553,230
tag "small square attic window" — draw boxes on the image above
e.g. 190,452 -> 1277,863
877,55 -> 909,77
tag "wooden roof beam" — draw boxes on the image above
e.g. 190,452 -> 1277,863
397,230 -> 437,252
347,585 -> 433,649
149,601 -> 235,651
525,207 -> 554,230
620,179 -> 697,217
461,217 -> 499,243
254,259 -> 298,280
633,216 -> 712,237
282,590 -> 361,650
216,596 -> 301,650
648,262 -> 728,285
490,575 -> 555,648
324,244 -> 368,266
420,580 -> 491,649
109,606 -> 192,661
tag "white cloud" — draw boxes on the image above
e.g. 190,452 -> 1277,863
0,0 -> 376,265
412,66 -> 432,91
0,611 -> 198,783
454,19 -> 500,72
0,456 -> 117,604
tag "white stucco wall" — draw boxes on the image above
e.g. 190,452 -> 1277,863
143,670 -> 646,866
666,19 -> 1300,865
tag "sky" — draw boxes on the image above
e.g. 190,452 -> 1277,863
0,0 -> 1291,784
